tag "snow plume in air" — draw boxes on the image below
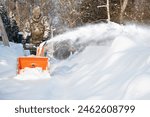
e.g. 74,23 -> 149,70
1,22 -> 150,99
47,22 -> 122,52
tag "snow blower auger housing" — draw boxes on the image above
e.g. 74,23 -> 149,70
17,46 -> 49,74
17,56 -> 48,74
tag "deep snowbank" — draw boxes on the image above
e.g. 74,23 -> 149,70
0,42 -> 24,79
1,22 -> 150,99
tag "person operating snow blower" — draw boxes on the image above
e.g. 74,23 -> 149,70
23,6 -> 50,55
17,6 -> 50,75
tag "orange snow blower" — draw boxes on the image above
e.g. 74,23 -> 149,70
17,46 -> 49,74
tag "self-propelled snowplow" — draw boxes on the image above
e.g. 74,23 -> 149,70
17,40 -> 76,74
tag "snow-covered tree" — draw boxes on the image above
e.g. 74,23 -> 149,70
57,0 -> 82,28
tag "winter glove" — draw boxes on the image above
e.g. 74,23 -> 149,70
22,39 -> 26,44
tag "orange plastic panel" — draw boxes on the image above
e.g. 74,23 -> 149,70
36,47 -> 45,56
17,56 -> 48,74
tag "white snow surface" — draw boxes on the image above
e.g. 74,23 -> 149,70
14,67 -> 51,80
1,22 -> 150,99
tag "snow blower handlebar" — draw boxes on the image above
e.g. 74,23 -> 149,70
23,41 -> 48,57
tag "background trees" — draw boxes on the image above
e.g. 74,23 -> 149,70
0,0 -> 150,36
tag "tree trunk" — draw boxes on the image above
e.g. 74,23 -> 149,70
15,1 -> 20,27
106,0 -> 110,22
120,0 -> 128,23
0,16 -> 9,46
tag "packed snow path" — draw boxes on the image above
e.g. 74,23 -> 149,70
1,22 -> 150,99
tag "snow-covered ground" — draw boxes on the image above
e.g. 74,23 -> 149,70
1,22 -> 150,99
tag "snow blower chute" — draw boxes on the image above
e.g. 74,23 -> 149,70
17,46 -> 49,74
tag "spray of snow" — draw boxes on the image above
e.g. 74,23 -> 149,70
1,22 -> 150,99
